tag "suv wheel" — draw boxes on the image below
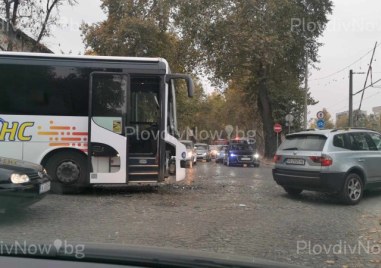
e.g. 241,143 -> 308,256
284,187 -> 303,196
341,173 -> 363,205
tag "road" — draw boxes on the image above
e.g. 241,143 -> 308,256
1,161 -> 381,267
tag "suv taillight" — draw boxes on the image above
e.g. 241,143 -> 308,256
321,155 -> 333,166
309,155 -> 333,166
274,155 -> 282,163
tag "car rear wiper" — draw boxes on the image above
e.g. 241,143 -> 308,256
283,147 -> 298,150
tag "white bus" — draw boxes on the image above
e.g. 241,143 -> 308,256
0,52 -> 193,193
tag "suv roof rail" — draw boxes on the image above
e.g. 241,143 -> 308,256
301,128 -> 319,131
330,127 -> 376,132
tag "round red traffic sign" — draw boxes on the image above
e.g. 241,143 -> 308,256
316,111 -> 325,119
273,123 -> 282,133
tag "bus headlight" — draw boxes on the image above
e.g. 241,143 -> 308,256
254,153 -> 259,159
10,174 -> 30,184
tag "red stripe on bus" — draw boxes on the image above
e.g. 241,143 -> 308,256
49,143 -> 70,147
61,137 -> 81,141
72,132 -> 88,136
38,132 -> 59,136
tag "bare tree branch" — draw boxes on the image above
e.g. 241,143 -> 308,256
32,0 -> 59,51
1,0 -> 77,52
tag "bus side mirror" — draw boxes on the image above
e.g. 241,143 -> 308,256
166,74 -> 194,97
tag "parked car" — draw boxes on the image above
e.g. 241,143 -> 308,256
272,128 -> 381,205
194,143 -> 211,162
223,143 -> 260,167
0,156 -> 51,212
180,140 -> 197,168
216,145 -> 228,163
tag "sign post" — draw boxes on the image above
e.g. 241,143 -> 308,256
316,111 -> 324,119
285,114 -> 294,133
273,123 -> 282,148
316,111 -> 325,129
317,119 -> 325,129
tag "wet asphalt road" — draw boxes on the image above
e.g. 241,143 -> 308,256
1,160 -> 381,267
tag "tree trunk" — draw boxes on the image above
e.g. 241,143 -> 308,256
257,65 -> 277,158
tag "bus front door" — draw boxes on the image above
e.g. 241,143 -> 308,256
88,73 -> 128,184
127,77 -> 161,182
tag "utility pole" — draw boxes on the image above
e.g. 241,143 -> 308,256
349,69 -> 353,127
304,52 -> 308,130
349,42 -> 377,127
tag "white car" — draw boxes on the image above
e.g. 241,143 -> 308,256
180,140 -> 197,168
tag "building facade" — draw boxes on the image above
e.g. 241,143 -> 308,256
0,19 -> 52,53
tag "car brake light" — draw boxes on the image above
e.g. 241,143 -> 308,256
274,155 -> 282,162
309,156 -> 321,163
321,155 -> 333,166
309,155 -> 332,166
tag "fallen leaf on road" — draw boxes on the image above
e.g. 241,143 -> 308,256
325,260 -> 335,265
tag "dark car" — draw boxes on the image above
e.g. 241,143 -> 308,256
0,157 -> 51,212
223,143 -> 260,167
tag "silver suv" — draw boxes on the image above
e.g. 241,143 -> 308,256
272,128 -> 381,205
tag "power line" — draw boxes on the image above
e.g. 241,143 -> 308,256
312,42 -> 381,81
353,78 -> 381,96
358,42 -> 378,112
363,90 -> 381,101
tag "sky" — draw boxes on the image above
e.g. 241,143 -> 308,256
45,0 -> 381,123
308,0 -> 381,121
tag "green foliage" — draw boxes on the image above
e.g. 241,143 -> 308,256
171,0 -> 332,156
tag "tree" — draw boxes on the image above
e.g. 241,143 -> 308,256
173,0 -> 332,157
0,0 -> 77,51
81,0 -> 200,73
336,114 -> 348,128
83,0 -> 332,157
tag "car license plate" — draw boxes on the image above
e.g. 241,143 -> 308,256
285,158 -> 305,165
241,157 -> 250,161
39,181 -> 51,194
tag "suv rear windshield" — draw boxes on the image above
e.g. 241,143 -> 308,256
279,134 -> 327,151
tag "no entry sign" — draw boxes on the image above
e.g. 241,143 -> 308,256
274,123 -> 282,133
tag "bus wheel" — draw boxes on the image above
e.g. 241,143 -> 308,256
45,151 -> 88,194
